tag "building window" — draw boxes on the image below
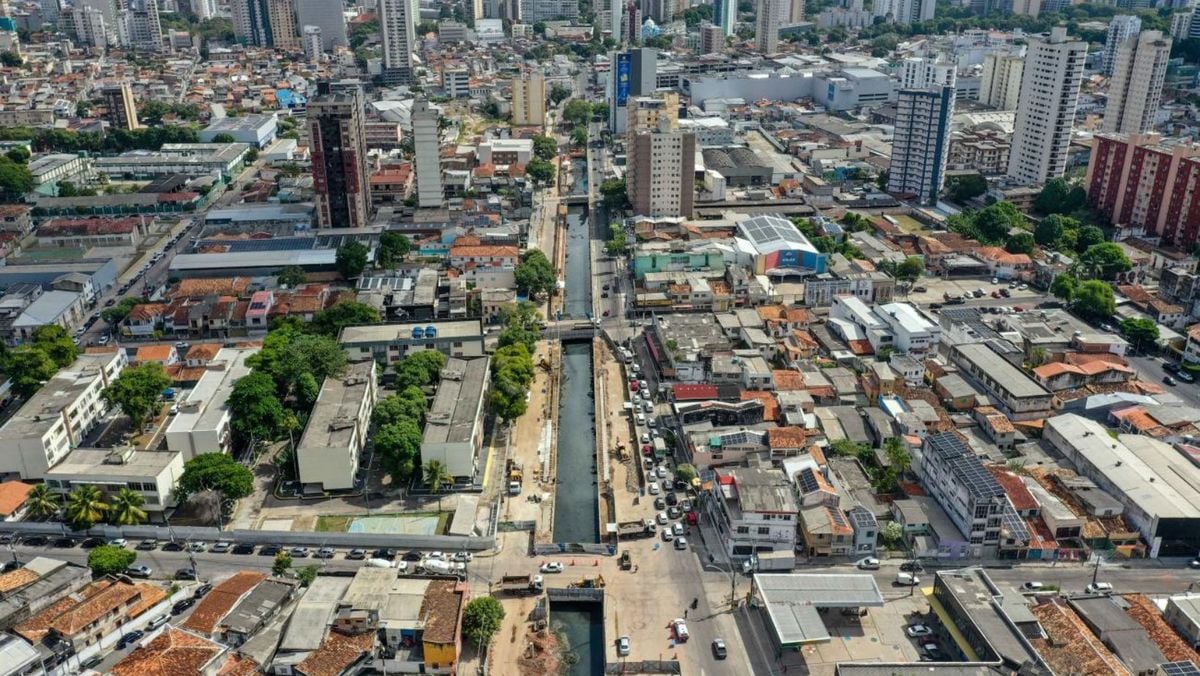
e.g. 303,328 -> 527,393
736,526 -> 749,534
757,527 -> 770,535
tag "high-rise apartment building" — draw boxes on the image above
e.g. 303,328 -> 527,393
789,0 -> 804,22
898,56 -> 955,90
627,117 -> 695,218
379,0 -> 415,84
609,47 -> 657,134
887,86 -> 955,205
714,0 -> 734,35
610,0 -> 622,43
699,23 -> 723,54
412,99 -> 443,208
231,0 -> 296,48
266,0 -> 298,50
873,0 -> 933,25
102,82 -> 139,130
518,0 -> 577,22
1006,27 -> 1086,186
627,94 -> 679,135
756,0 -> 780,53
124,0 -> 163,51
308,83 -> 371,229
303,25 -> 322,62
1102,15 -> 1141,76
296,0 -> 346,49
1103,30 -> 1169,135
1086,133 -> 1200,248
979,51 -> 1024,110
511,69 -> 546,127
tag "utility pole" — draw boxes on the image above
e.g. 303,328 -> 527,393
1091,554 -> 1102,588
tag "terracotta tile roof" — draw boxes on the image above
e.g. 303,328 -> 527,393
51,581 -> 165,636
1065,352 -> 1128,367
136,345 -> 175,363
216,654 -> 259,675
126,303 -> 168,323
0,567 -> 38,594
14,583 -> 113,643
740,391 -> 778,422
110,627 -> 224,676
806,444 -> 828,467
181,572 -> 267,634
420,580 -> 463,645
672,384 -> 719,401
448,244 -> 519,259
768,426 -> 808,449
295,628 -> 376,676
1030,599 -> 1130,676
0,480 -> 32,517
1034,361 -> 1133,378
974,246 -> 1032,266
1125,595 -> 1200,664
173,277 -> 251,298
986,466 -> 1038,512
976,406 -> 1014,434
184,344 -> 222,363
772,369 -> 805,391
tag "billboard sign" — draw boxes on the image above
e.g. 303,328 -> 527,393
616,53 -> 632,106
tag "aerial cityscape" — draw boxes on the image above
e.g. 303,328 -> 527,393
0,0 -> 1197,674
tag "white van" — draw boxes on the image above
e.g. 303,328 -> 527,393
647,417 -> 657,428
895,572 -> 920,586
1086,582 -> 1113,593
636,414 -> 646,426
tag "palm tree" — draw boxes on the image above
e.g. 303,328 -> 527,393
25,484 -> 60,520
423,460 -> 453,512
65,485 -> 109,530
884,437 -> 912,475
108,488 -> 148,526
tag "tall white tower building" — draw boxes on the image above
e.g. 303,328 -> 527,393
888,86 -> 955,205
379,0 -> 415,84
1006,27 -> 1086,186
756,0 -> 780,54
1103,30 -> 1170,135
412,99 -> 443,208
1102,15 -> 1141,76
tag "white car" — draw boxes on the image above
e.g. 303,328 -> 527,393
108,538 -> 128,548
647,482 -> 660,495
641,433 -> 651,444
1086,582 -> 1113,593
656,512 -> 669,525
662,529 -> 674,542
656,466 -> 667,479
672,523 -> 684,536
1022,581 -> 1044,591
674,537 -> 688,550
617,635 -> 631,656
906,624 -> 933,637
856,557 -> 880,570
540,561 -> 564,573
427,551 -> 444,560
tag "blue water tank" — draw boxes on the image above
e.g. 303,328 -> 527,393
425,325 -> 438,337
411,326 -> 425,339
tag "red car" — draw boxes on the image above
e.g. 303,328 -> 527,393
629,381 -> 639,392
642,444 -> 653,456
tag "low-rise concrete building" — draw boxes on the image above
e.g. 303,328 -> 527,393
165,347 -> 258,458
950,342 -> 1055,421
709,467 -> 798,566
339,320 -> 485,363
296,361 -> 377,492
0,351 -> 127,479
45,447 -> 184,513
420,357 -> 489,481
198,114 -> 278,148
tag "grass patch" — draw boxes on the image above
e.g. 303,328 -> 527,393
316,515 -> 352,532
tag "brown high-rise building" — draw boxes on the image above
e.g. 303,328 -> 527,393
627,118 -> 695,219
308,83 -> 371,228
102,83 -> 139,130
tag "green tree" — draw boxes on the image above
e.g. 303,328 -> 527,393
462,596 -> 506,652
108,488 -> 148,526
377,231 -> 411,267
394,350 -> 448,388
177,453 -> 255,502
1005,231 -> 1036,255
605,230 -> 628,256
5,146 -> 29,164
1071,280 -> 1116,319
102,362 -> 171,430
375,419 -> 423,480
272,551 -> 293,576
0,51 -> 23,68
532,135 -> 558,161
1034,214 -> 1076,247
974,201 -> 1026,243
1034,177 -> 1086,215
0,156 -> 34,194
878,521 -> 904,549
1048,278 -> 1076,306
277,266 -> 307,287
297,565 -> 319,587
31,325 -> 79,368
549,83 -> 572,105
66,485 -> 109,529
496,302 -> 542,351
490,343 -> 534,422
1075,225 -> 1105,252
600,178 -> 628,210
101,296 -> 142,323
311,300 -> 381,337
946,173 -> 987,203
228,371 -> 295,443
424,459 -> 453,510
1119,317 -> 1159,352
3,347 -> 59,398
562,98 -> 593,126
335,241 -> 370,279
373,386 -> 428,425
829,439 -> 865,457
884,437 -> 911,474
514,248 -> 556,299
895,256 -> 924,281
210,133 -> 237,143
674,463 -> 698,483
570,126 -> 588,147
525,158 -> 555,184
25,483 -> 60,519
87,545 -> 136,576
1077,242 -> 1131,280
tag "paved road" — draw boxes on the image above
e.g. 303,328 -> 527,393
1126,352 -> 1200,408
